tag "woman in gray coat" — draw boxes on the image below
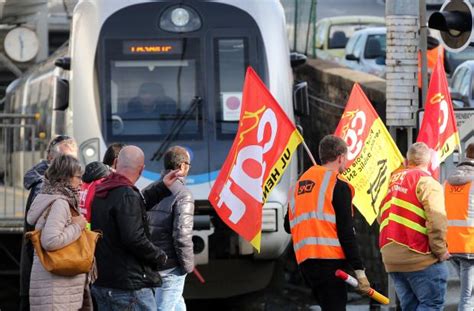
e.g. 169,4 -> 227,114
27,154 -> 89,310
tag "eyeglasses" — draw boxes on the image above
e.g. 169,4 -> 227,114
183,162 -> 191,168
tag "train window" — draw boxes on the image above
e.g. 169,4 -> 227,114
214,38 -> 249,135
106,44 -> 201,139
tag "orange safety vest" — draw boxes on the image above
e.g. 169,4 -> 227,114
289,165 -> 347,264
418,46 -> 444,89
445,181 -> 474,254
379,168 -> 430,254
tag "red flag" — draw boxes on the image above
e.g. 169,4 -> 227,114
417,57 -> 460,179
208,67 -> 303,251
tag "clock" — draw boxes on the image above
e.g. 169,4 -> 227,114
4,27 -> 40,63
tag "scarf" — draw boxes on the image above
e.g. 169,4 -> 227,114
95,172 -> 136,198
41,178 -> 79,211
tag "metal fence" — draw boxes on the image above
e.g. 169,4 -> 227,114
0,114 -> 42,232
281,0 -> 317,58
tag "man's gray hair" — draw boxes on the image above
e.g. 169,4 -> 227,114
407,142 -> 431,166
46,136 -> 77,160
164,146 -> 189,170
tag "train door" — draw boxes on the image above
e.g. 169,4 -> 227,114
206,29 -> 263,186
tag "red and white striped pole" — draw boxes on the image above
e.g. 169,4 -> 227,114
335,270 -> 390,305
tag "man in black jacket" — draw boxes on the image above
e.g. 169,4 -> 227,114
90,145 -> 168,310
144,146 -> 194,311
19,135 -> 77,310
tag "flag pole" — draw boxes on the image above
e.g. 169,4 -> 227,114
302,140 -> 317,166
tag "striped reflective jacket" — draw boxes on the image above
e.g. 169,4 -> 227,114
379,168 -> 430,254
445,181 -> 474,254
289,165 -> 346,264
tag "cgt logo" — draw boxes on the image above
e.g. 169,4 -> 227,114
297,180 -> 315,195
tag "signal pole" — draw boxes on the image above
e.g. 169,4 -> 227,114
420,0 -> 428,107
386,0 -> 419,154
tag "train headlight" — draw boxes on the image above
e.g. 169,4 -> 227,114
171,8 -> 190,27
160,5 -> 201,32
80,138 -> 100,165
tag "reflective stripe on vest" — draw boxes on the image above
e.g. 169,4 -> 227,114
379,197 -> 428,235
293,237 -> 341,252
379,168 -> 430,253
290,166 -> 346,263
445,181 -> 474,253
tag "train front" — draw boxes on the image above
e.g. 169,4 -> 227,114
70,0 -> 296,298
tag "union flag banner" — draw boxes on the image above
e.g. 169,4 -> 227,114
417,57 -> 460,179
334,84 -> 404,224
208,67 -> 303,252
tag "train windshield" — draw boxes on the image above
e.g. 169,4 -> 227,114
105,39 -> 201,140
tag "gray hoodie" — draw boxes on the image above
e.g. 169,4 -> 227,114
24,160 -> 49,201
446,158 -> 474,258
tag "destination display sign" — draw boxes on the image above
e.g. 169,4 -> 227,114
123,40 -> 183,55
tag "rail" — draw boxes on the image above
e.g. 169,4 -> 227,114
0,113 -> 42,233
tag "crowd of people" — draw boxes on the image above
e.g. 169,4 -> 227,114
19,136 -> 194,310
288,135 -> 474,311
17,133 -> 474,310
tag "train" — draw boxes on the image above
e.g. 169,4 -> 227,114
2,0 -> 308,299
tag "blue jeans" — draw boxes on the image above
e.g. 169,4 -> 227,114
155,267 -> 187,311
390,262 -> 448,311
91,285 -> 156,311
451,257 -> 474,311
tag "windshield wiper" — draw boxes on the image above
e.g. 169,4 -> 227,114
150,96 -> 202,162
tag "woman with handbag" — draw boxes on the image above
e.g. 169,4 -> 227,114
26,154 -> 91,310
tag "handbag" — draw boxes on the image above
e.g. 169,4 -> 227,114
25,203 -> 101,277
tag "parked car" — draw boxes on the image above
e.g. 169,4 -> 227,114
449,60 -> 474,108
315,15 -> 385,62
343,27 -> 386,78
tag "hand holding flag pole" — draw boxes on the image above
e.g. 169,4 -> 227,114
335,270 -> 389,305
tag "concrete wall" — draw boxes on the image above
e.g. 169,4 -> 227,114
293,58 -> 388,293
294,58 -> 386,165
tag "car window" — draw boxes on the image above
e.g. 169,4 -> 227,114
452,67 -> 468,92
329,26 -> 350,49
353,35 -> 365,58
364,34 -> 386,59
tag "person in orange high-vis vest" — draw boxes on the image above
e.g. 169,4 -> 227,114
287,135 -> 370,311
445,143 -> 474,310
418,44 -> 444,89
379,142 -> 449,311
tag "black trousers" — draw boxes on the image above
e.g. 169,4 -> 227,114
300,259 -> 350,311
19,236 -> 33,311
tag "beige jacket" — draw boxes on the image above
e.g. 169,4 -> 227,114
380,174 -> 448,272
27,193 -> 87,310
